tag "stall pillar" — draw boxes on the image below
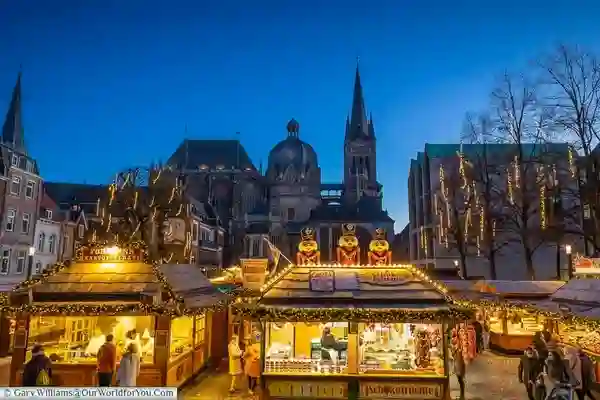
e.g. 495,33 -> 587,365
0,314 -> 11,357
9,314 -> 29,386
347,323 -> 358,374
154,315 -> 172,387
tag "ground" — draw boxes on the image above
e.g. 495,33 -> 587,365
181,352 -> 529,400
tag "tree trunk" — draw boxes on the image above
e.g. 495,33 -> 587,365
460,252 -> 468,279
524,244 -> 535,280
488,249 -> 497,280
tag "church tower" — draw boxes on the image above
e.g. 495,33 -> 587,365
343,64 -> 379,205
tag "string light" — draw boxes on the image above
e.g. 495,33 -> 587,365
514,156 -> 521,188
568,147 -> 576,178
539,165 -> 547,230
507,169 -> 514,204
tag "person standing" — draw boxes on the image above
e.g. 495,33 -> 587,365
97,334 -> 117,387
116,342 -> 141,387
228,335 -> 243,393
482,320 -> 490,351
22,345 -> 52,386
451,345 -> 466,400
244,338 -> 261,396
472,320 -> 483,354
519,347 -> 544,400
578,349 -> 597,400
565,347 -> 583,395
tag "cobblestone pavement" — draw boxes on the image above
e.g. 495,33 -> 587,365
182,352 -> 527,400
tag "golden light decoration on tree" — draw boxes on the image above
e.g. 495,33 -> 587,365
507,169 -> 514,204
539,165 -> 547,230
513,155 -> 521,188
568,146 -> 576,178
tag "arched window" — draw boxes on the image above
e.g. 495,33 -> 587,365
37,233 -> 45,252
48,235 -> 56,254
34,261 -> 42,275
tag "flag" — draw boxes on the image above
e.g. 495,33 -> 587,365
264,237 -> 281,269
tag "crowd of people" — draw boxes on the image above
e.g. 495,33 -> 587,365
518,331 -> 597,400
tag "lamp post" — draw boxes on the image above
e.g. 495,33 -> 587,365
565,245 -> 573,280
27,246 -> 35,279
454,260 -> 463,279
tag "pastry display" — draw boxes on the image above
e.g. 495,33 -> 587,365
559,324 -> 600,355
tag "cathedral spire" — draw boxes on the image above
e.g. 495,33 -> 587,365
2,71 -> 26,153
347,61 -> 370,141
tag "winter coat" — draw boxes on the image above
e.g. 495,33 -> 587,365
22,354 -> 52,387
97,342 -> 117,373
244,345 -> 261,378
518,355 -> 543,384
564,348 -> 583,390
228,341 -> 243,375
580,353 -> 597,389
452,349 -> 466,377
116,352 -> 140,387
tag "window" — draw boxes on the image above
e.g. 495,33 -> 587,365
48,235 -> 56,254
37,233 -> 45,252
44,209 -> 53,220
194,315 -> 206,347
15,250 -> 26,274
170,317 -> 194,360
192,221 -> 199,242
0,250 -> 10,274
5,209 -> 15,231
287,208 -> 296,221
78,225 -> 85,238
10,176 -> 21,196
21,213 -> 30,234
11,154 -> 18,167
25,181 -> 35,199
34,261 -> 42,275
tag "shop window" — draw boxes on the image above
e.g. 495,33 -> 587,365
170,316 -> 194,360
489,310 -> 545,336
194,315 -> 206,347
358,323 -> 444,376
265,322 -> 349,374
27,316 -> 156,364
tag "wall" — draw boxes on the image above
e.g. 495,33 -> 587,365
33,218 -> 62,274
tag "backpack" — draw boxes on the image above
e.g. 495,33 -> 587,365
36,369 -> 50,386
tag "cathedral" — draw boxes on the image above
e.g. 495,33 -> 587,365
167,65 -> 394,264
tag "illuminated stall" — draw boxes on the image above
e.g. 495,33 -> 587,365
7,243 -> 226,387
446,280 -> 564,353
238,262 -> 468,400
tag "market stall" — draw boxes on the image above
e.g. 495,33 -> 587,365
238,263 -> 469,400
446,280 -> 564,353
7,243 -> 227,387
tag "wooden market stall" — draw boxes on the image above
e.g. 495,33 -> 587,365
238,263 -> 470,400
445,280 -> 565,354
7,243 -> 227,387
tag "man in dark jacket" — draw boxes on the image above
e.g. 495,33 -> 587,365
22,345 -> 52,386
472,320 -> 483,354
519,347 -> 544,400
577,350 -> 597,400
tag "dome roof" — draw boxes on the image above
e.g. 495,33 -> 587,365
268,119 -> 318,183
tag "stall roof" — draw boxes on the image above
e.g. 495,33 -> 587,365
551,278 -> 600,305
159,264 -> 228,309
262,265 -> 448,304
445,279 -> 564,300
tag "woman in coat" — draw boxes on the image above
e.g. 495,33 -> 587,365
116,342 -> 141,387
244,338 -> 261,395
228,335 -> 243,393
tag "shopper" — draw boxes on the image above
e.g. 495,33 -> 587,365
228,335 -> 243,393
576,349 -> 597,400
116,342 -> 141,387
482,320 -> 490,351
519,346 -> 544,400
472,319 -> 483,354
97,334 -> 117,387
244,338 -> 261,396
22,345 -> 52,386
451,346 -> 466,400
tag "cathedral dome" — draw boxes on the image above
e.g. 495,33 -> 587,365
268,119 -> 319,183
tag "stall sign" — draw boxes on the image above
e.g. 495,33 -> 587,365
240,258 -> 268,290
267,380 -> 346,398
360,382 -> 442,399
363,269 -> 412,285
310,270 -> 335,292
574,256 -> 600,275
78,247 -> 142,262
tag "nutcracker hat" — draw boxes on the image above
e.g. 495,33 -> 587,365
301,227 -> 315,241
341,223 -> 356,236
374,228 -> 386,240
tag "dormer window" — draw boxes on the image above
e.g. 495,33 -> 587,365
44,209 -> 53,219
11,154 -> 18,167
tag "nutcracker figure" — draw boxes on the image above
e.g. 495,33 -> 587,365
337,223 -> 360,265
296,227 -> 320,265
368,228 -> 392,265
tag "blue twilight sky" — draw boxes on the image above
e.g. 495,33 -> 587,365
1,1 -> 600,231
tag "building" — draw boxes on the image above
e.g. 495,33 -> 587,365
32,192 -> 62,275
167,65 -> 395,264
408,143 -> 579,280
392,223 -> 410,263
0,73 -> 43,282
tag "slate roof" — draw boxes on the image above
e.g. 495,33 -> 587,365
309,197 -> 393,223
168,139 -> 256,171
44,182 -> 108,209
551,278 -> 600,305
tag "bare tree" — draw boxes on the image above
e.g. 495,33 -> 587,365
461,113 -> 509,279
92,164 -> 190,263
537,45 -> 600,255
489,73 -> 556,279
435,154 -> 476,278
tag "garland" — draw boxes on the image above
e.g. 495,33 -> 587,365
0,302 -> 227,316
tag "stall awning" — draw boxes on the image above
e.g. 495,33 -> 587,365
157,264 -> 228,310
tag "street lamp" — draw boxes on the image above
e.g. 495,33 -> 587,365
565,245 -> 573,280
454,260 -> 463,279
27,246 -> 35,279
